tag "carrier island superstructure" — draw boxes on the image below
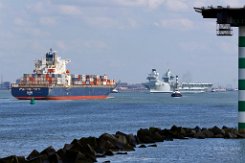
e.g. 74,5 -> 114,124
143,69 -> 212,93
143,69 -> 174,93
11,49 -> 116,100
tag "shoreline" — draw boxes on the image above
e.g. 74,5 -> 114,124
1,125 -> 244,163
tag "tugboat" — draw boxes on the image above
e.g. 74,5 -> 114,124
111,88 -> 119,93
171,75 -> 182,97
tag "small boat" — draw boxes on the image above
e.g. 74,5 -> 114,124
171,90 -> 182,97
112,89 -> 119,93
171,75 -> 182,97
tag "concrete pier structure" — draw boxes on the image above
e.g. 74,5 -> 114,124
194,6 -> 245,133
239,26 -> 245,132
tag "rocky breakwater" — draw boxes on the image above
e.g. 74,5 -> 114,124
1,125 -> 245,163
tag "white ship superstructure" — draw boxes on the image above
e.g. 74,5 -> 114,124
144,69 -> 213,93
143,69 -> 174,93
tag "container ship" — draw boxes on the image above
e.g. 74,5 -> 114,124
11,49 -> 116,100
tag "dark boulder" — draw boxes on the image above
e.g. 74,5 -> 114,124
126,134 -> 138,147
40,146 -> 56,156
149,127 -> 162,134
223,127 -> 239,136
62,143 -> 74,153
115,131 -> 135,151
148,144 -> 157,147
224,132 -> 238,139
104,150 -> 114,156
98,133 -> 125,152
62,150 -> 94,163
209,126 -> 225,136
69,141 -> 96,162
115,131 -> 129,145
26,154 -> 49,163
56,148 -> 66,161
149,127 -> 164,142
138,144 -> 146,148
170,125 -> 187,139
116,152 -> 127,155
96,153 -> 106,158
151,131 -> 165,142
194,131 -> 205,139
201,128 -> 214,138
222,126 -> 229,130
194,126 -> 201,133
183,128 -> 196,138
236,133 -> 245,138
214,134 -> 225,138
160,129 -> 173,140
137,128 -> 155,144
74,151 -> 94,163
79,136 -> 98,150
48,153 -> 62,163
0,155 -> 26,163
26,150 -> 40,160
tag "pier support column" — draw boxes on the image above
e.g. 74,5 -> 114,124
239,26 -> 245,133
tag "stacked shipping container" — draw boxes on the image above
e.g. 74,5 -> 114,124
19,74 -> 116,87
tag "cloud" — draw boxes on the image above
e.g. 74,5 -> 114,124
56,41 -> 67,50
115,0 -> 158,8
55,40 -> 108,50
84,16 -> 119,28
193,0 -> 244,8
114,0 -> 166,10
165,0 -> 189,12
115,0 -> 189,11
127,18 -> 139,28
27,28 -> 50,37
83,16 -> 139,29
154,18 -> 194,30
178,41 -> 207,52
13,17 -> 27,26
217,41 -> 237,54
82,40 -> 108,49
39,17 -> 56,27
58,5 -> 81,15
26,1 -> 53,14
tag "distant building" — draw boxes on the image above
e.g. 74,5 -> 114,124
0,81 -> 11,90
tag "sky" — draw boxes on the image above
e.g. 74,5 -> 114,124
0,0 -> 244,87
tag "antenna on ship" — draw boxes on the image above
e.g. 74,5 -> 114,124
175,75 -> 179,90
194,5 -> 245,133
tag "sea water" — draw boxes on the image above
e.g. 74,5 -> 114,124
0,90 -> 244,162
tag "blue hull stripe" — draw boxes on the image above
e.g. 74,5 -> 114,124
11,86 -> 113,100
